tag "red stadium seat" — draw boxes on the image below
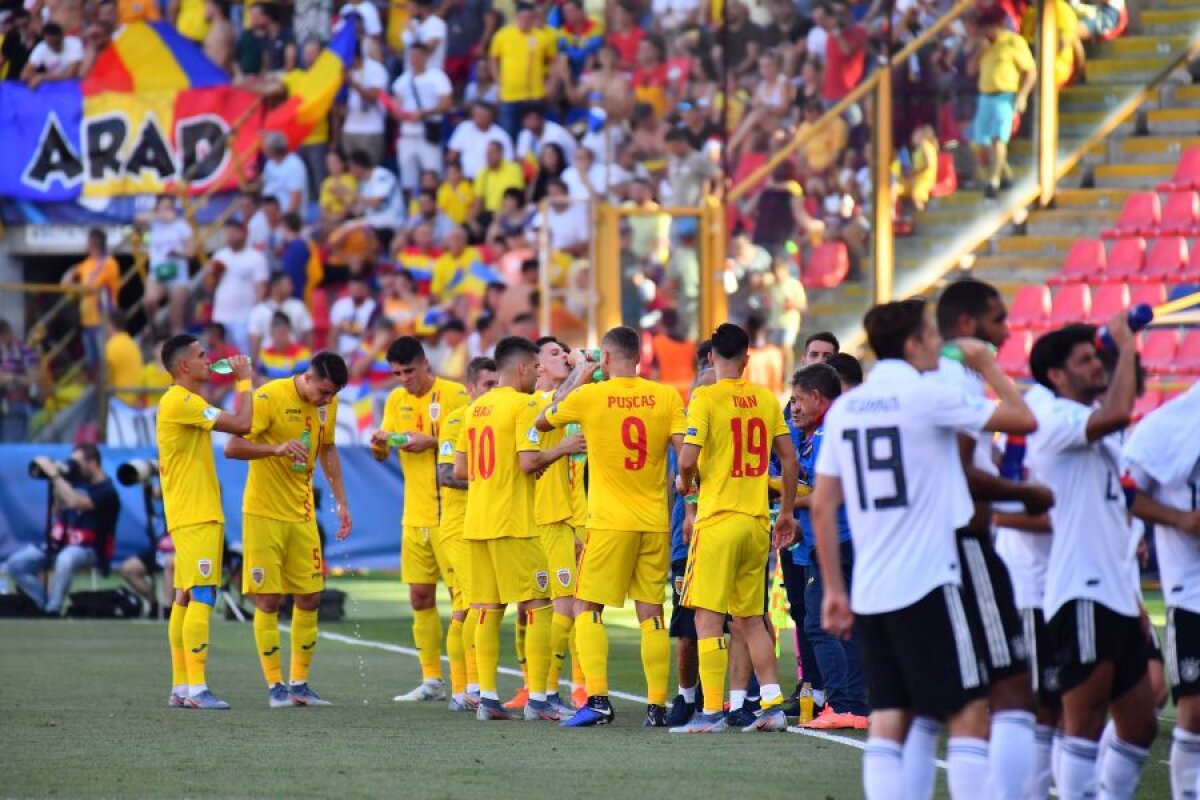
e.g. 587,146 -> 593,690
1141,236 -> 1188,283
1049,284 -> 1091,326
931,152 -> 958,198
1088,284 -> 1129,324
1159,147 -> 1200,193
1049,239 -> 1106,286
1132,390 -> 1163,421
997,330 -> 1032,378
1158,192 -> 1200,236
1141,329 -> 1179,374
1008,285 -> 1051,330
1178,330 -> 1200,375
1102,192 -> 1159,239
802,242 -> 849,289
1129,282 -> 1168,310
1184,242 -> 1200,282
1103,238 -> 1146,284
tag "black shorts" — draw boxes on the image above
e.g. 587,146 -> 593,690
857,584 -> 989,718
1021,607 -> 1061,708
669,559 -> 696,639
1167,607 -> 1200,703
957,531 -> 1029,682
1046,599 -> 1149,700
131,547 -> 162,574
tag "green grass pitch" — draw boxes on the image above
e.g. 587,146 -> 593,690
0,577 -> 1177,798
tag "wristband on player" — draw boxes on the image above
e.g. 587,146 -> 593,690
235,379 -> 253,392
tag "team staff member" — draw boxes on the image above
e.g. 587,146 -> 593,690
225,352 -> 352,708
454,337 -> 554,722
538,325 -> 687,728
157,335 -> 254,710
436,356 -> 499,712
373,336 -> 469,703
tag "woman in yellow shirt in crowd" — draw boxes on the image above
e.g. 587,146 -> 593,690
320,150 -> 359,225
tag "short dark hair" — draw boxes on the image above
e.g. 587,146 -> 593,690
205,321 -> 227,340
269,271 -> 291,287
936,278 -> 1001,337
744,313 -> 765,340
535,335 -> 563,350
262,195 -> 280,208
162,334 -> 198,372
864,298 -> 928,361
792,363 -> 842,401
466,356 -> 497,384
512,311 -> 536,327
270,310 -> 291,328
87,227 -> 106,250
826,352 -> 863,388
43,21 -> 63,37
521,259 -> 539,274
804,331 -> 839,352
494,336 -> 539,371
73,442 -> 101,467
475,312 -> 495,333
349,149 -> 373,169
665,128 -> 689,143
601,325 -> 641,362
386,336 -> 426,365
1030,324 -> 1096,391
696,339 -> 712,368
283,212 -> 303,233
310,351 -> 350,389
711,323 -> 750,360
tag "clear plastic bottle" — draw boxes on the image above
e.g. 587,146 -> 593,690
566,423 -> 586,464
291,430 -> 311,472
210,358 -> 234,375
798,682 -> 815,723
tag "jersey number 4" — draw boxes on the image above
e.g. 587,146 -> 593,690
467,426 -> 496,480
843,426 -> 909,510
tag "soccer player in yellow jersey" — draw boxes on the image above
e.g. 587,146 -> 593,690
224,352 -> 353,707
156,335 -> 254,710
435,356 -> 498,712
537,325 -> 687,727
671,323 -> 799,733
454,336 -> 555,722
370,336 -> 469,703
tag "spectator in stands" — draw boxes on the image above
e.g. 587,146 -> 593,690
517,105 -> 576,166
208,217 -> 269,353
447,101 -> 513,180
262,131 -> 310,215
819,1 -> 868,104
489,1 -> 559,137
677,99 -> 717,152
745,312 -> 784,394
140,338 -> 173,407
894,123 -> 940,214
624,178 -> 670,267
391,41 -> 452,197
473,140 -> 525,219
437,160 -> 476,226
279,212 -> 313,301
293,0 -> 332,47
0,10 -> 36,81
141,195 -> 194,337
348,149 -> 402,227
343,44 -> 390,166
664,226 -> 700,340
426,317 -> 468,379
234,2 -> 271,78
330,272 -> 378,355
443,0 -> 494,87
553,0 -> 603,76
349,314 -> 399,388
750,162 -> 821,257
722,1 -> 762,78
248,272 -> 313,357
464,56 -> 499,105
203,0 -> 236,75
468,310 -> 500,358
648,308 -> 696,399
247,194 -> 284,262
21,22 -> 83,87
631,36 -> 669,119
972,6 -> 1035,199
561,145 -> 607,201
664,127 -> 717,207
765,256 -> 807,376
1073,0 -> 1125,44
0,320 -> 39,443
118,536 -> 174,615
527,142 -> 567,204
534,178 -> 589,257
104,311 -> 144,408
797,98 -> 848,176
403,0 -> 447,71
260,2 -> 297,72
4,447 -> 119,616
258,311 -> 312,381
79,21 -> 114,79
320,149 -> 358,225
61,227 -> 119,379
202,322 -> 240,404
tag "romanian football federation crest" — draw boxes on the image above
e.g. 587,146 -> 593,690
317,406 -> 328,424
251,567 -> 265,586
535,571 -> 548,591
198,559 -> 213,578
556,568 -> 572,587
429,403 -> 441,421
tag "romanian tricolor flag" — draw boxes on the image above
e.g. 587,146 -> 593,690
269,22 -> 357,149
337,381 -> 379,444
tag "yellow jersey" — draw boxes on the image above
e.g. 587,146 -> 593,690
545,377 -> 686,533
489,24 -> 558,102
437,405 -> 467,541
242,377 -> 338,523
379,376 -> 469,527
456,386 -> 540,540
156,385 -> 224,531
526,391 -> 586,526
684,378 -> 789,530
105,331 -> 144,407
979,29 -> 1035,94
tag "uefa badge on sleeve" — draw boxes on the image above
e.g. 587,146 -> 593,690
535,571 -> 549,592
198,559 -> 213,578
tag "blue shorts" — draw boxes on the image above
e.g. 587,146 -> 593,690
973,92 -> 1017,147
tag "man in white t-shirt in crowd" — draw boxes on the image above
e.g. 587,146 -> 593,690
22,23 -> 82,88
348,149 -> 402,227
516,106 -> 576,166
343,44 -> 390,166
338,2 -> 383,48
208,217 -> 270,353
261,132 -> 309,215
810,298 -> 1036,800
142,194 -> 194,337
447,102 -> 513,179
391,41 -> 452,197
402,0 -> 446,71
247,272 -> 313,358
562,146 -> 607,202
329,273 -> 378,356
247,195 -> 285,269
531,179 -> 588,257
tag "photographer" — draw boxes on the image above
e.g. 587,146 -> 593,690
2,446 -> 120,615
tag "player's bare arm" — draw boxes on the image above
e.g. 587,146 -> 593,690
453,450 -> 468,482
318,443 -> 352,540
224,436 -> 308,462
436,462 -> 468,490
811,473 -> 851,640
1129,491 -> 1200,536
551,348 -> 596,403
211,355 -> 255,435
992,511 -> 1052,533
771,433 -> 799,550
518,433 -> 586,474
957,338 -> 1037,435
956,433 -> 1054,515
1085,312 -> 1138,443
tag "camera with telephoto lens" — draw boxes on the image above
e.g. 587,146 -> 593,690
29,458 -> 82,482
117,459 -> 159,486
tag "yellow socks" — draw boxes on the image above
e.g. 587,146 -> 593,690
475,607 -> 503,699
182,601 -> 213,689
524,605 -> 552,700
545,612 -> 575,694
447,617 -> 467,697
463,608 -> 479,692
168,603 -> 187,690
640,616 -> 670,705
569,624 -> 584,689
412,607 -> 443,682
253,609 -> 283,686
574,610 -> 609,697
698,637 -> 728,714
290,606 -> 318,684
515,617 -> 528,689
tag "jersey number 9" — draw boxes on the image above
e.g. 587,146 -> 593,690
621,417 -> 648,470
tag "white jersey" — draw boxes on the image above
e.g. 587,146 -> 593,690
816,359 -> 994,615
1027,395 -> 1139,619
933,356 -> 997,475
1125,459 -> 1200,614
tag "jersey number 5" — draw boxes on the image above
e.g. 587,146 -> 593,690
467,426 -> 496,480
622,417 -> 648,470
730,417 -> 768,477
843,426 -> 908,510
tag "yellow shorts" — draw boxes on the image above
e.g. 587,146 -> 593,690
538,522 -> 579,599
402,525 -> 451,585
242,514 -> 325,596
681,514 -> 769,618
442,534 -> 471,612
576,529 -> 669,608
173,522 -> 224,589
468,537 -> 549,606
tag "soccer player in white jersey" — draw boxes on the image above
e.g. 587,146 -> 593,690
810,298 -> 1037,800
1122,380 -> 1200,800
1025,320 -> 1158,800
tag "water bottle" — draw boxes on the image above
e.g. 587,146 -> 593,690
210,358 -> 234,375
994,436 -> 1027,513
388,433 -> 411,448
941,341 -> 997,363
585,348 -> 604,382
291,430 -> 311,472
566,423 -> 586,464
1095,303 -> 1154,350
798,682 -> 815,723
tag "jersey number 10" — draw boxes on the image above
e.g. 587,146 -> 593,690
467,426 -> 496,480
